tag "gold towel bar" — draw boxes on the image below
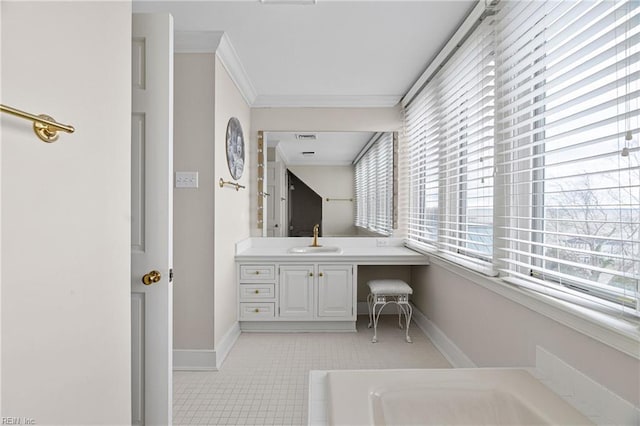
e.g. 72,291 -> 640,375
1,104 -> 75,143
326,198 -> 353,202
219,178 -> 246,191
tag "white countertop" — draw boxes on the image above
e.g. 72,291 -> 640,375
235,237 -> 429,265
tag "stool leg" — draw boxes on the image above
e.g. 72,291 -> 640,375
404,303 -> 413,343
367,293 -> 373,328
371,302 -> 381,343
396,300 -> 403,329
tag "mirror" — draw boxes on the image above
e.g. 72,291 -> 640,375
257,131 -> 396,237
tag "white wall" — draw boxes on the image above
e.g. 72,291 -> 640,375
411,263 -> 640,407
214,57 -> 252,349
173,54 -> 216,351
1,2 -> 131,423
250,107 -> 402,237
287,165 -> 356,236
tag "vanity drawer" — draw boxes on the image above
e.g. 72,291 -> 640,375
239,302 -> 275,320
240,284 -> 275,299
240,264 -> 275,280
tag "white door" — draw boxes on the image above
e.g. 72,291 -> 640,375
131,14 -> 174,426
275,161 -> 287,237
317,264 -> 353,318
279,265 -> 314,319
266,161 -> 286,237
266,162 -> 277,237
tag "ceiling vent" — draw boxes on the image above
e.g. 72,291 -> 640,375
296,133 -> 317,141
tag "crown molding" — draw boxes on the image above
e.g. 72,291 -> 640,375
216,34 -> 258,106
252,94 -> 401,108
174,31 -> 257,105
174,33 -> 400,108
274,142 -> 291,165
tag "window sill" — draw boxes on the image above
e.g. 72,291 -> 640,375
420,252 -> 640,360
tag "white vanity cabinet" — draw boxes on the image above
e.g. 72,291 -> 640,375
279,264 -> 354,320
237,264 -> 277,320
235,237 -> 429,331
317,264 -> 353,318
237,261 -> 356,330
279,264 -> 314,319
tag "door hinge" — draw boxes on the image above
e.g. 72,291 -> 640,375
169,268 -> 174,283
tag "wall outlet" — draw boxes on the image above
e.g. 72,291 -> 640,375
376,239 -> 389,247
175,171 -> 199,188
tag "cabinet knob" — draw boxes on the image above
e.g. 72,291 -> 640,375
319,272 -> 324,277
254,308 -> 259,313
255,289 -> 260,294
309,272 -> 313,277
255,271 -> 260,275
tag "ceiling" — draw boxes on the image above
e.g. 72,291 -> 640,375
266,131 -> 374,166
132,0 -> 476,108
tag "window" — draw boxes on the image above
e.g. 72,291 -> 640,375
355,132 -> 394,235
495,0 -> 639,315
405,10 -> 496,271
403,0 -> 639,316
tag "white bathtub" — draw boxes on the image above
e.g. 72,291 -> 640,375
323,368 -> 593,425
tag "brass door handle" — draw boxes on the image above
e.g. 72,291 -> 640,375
142,270 -> 161,285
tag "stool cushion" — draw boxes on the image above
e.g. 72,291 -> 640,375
367,279 -> 413,295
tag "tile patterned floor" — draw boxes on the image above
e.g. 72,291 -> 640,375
173,315 -> 451,425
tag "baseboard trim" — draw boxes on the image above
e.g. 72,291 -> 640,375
357,300 -> 474,367
173,322 -> 242,371
173,349 -> 217,371
174,310 -> 473,370
240,321 -> 356,332
216,321 -> 241,370
410,304 -> 476,368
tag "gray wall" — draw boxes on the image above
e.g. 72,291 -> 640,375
173,53 -> 216,350
173,53 -> 252,361
411,262 -> 640,406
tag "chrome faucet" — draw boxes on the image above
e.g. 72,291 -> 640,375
310,224 -> 321,247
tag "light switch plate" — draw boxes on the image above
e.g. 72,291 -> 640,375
175,171 -> 198,188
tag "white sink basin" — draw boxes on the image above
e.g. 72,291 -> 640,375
288,246 -> 343,254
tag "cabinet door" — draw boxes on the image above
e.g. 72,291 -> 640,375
317,264 -> 353,319
279,265 -> 314,319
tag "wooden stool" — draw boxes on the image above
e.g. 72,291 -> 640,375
366,279 -> 413,343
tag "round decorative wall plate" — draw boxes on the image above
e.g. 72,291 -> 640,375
225,117 -> 245,180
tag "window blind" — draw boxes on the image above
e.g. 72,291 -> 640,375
405,11 -> 496,270
354,132 -> 394,235
406,82 -> 441,246
495,0 -> 640,316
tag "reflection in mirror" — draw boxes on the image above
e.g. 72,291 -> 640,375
258,131 -> 396,238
